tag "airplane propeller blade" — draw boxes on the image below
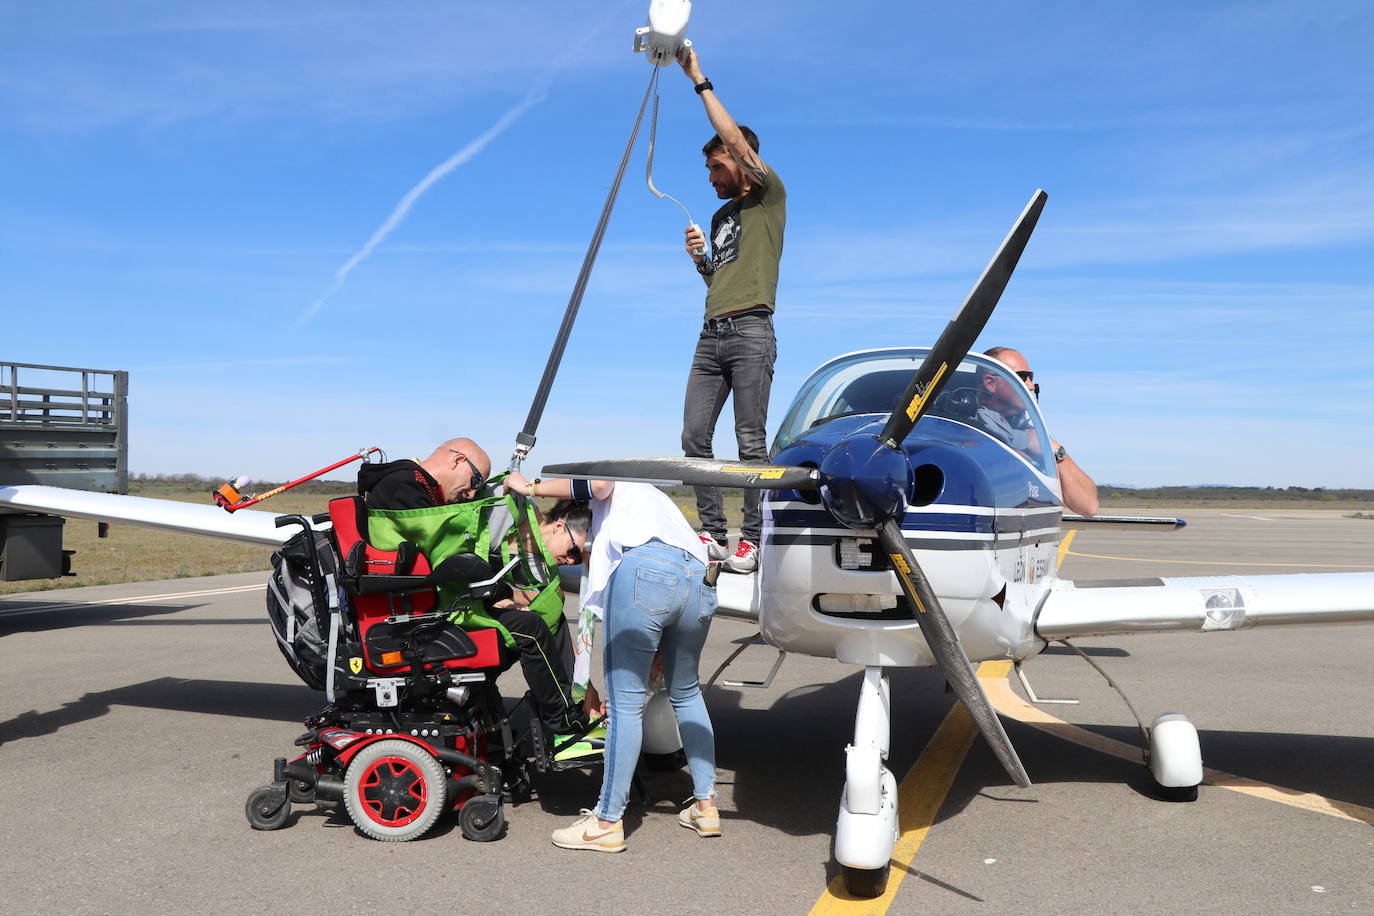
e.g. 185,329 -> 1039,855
541,457 -> 820,491
878,189 -> 1048,451
875,517 -> 1032,788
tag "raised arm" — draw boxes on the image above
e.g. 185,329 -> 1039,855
678,47 -> 768,186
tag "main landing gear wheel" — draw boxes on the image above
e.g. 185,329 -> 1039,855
344,739 -> 447,842
843,864 -> 890,899
245,785 -> 290,831
458,795 -> 506,842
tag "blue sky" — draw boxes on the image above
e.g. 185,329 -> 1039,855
4,1 -> 1372,488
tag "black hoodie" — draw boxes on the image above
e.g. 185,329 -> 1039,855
357,459 -> 444,509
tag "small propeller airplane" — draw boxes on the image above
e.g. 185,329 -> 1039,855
537,189 -> 1374,896
2,189 -> 1371,899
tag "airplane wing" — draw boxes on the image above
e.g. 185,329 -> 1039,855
0,484 -> 298,547
3,485 -> 766,621
1036,572 -> 1374,639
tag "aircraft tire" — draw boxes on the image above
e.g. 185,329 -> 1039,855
843,864 -> 890,899
1157,782 -> 1199,803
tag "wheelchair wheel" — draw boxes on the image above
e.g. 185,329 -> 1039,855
288,778 -> 315,805
343,739 -> 447,842
245,785 -> 290,831
458,795 -> 506,842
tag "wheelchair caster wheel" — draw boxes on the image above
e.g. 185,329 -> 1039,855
459,795 -> 506,842
245,785 -> 290,831
288,778 -> 315,805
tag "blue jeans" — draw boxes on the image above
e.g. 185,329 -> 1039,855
681,311 -> 777,544
595,539 -> 718,823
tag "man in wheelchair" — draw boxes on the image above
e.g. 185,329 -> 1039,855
357,440 -> 601,763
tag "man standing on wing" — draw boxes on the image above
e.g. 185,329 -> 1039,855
678,46 -> 786,574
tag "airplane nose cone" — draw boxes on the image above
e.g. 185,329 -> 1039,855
819,435 -> 912,528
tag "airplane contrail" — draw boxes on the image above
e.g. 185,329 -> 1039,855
296,76 -> 551,328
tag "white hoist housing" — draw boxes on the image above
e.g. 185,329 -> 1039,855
634,0 -> 693,66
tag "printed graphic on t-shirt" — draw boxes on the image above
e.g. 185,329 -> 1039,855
712,209 -> 741,269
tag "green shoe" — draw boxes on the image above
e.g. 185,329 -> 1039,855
553,734 -> 604,762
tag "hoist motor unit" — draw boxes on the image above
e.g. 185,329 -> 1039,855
634,0 -> 693,66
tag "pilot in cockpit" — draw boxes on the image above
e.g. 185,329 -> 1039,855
975,359 -> 1043,457
981,347 -> 1099,516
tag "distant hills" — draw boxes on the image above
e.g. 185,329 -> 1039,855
1098,484 -> 1374,503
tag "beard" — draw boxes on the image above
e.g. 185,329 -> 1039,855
714,177 -> 744,199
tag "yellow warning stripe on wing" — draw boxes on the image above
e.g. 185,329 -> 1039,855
903,362 -> 948,422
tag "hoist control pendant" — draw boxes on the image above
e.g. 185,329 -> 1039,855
634,0 -> 693,66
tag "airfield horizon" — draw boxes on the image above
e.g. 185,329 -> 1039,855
3,480 -> 1370,596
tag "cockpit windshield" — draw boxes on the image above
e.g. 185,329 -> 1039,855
770,348 -> 1055,475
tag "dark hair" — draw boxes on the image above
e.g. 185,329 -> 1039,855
702,124 -> 759,157
545,499 -> 591,539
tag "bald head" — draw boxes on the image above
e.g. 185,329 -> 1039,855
419,437 -> 492,504
981,347 -> 1035,413
984,347 -> 1028,375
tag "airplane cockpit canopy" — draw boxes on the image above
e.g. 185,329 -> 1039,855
770,348 -> 1055,475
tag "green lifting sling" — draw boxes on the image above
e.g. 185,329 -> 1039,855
362,480 -> 564,648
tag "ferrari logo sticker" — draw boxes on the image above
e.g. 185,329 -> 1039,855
349,657 -> 362,674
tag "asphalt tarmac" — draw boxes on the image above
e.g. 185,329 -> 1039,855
0,508 -> 1370,915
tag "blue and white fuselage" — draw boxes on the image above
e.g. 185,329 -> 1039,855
758,348 -> 1062,667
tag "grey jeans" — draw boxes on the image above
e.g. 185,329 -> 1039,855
681,311 -> 777,544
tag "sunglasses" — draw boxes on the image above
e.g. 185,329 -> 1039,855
1015,370 -> 1035,383
449,449 -> 485,492
567,536 -> 583,564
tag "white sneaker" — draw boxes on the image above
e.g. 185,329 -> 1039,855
551,809 -> 625,853
679,802 -> 722,837
698,530 -> 728,561
724,538 -> 758,573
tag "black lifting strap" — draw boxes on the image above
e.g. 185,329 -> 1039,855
515,68 -> 659,459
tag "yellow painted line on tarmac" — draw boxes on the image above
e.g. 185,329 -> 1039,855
808,661 -> 1010,915
1056,530 -> 1076,569
1065,549 -> 1374,570
983,670 -> 1374,826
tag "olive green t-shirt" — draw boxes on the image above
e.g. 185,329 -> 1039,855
702,167 -> 786,319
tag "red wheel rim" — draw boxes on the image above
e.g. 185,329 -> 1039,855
355,755 -> 430,827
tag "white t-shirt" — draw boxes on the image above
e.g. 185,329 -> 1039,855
580,482 -> 706,621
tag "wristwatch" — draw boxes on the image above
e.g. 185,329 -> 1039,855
1053,445 -> 1067,463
